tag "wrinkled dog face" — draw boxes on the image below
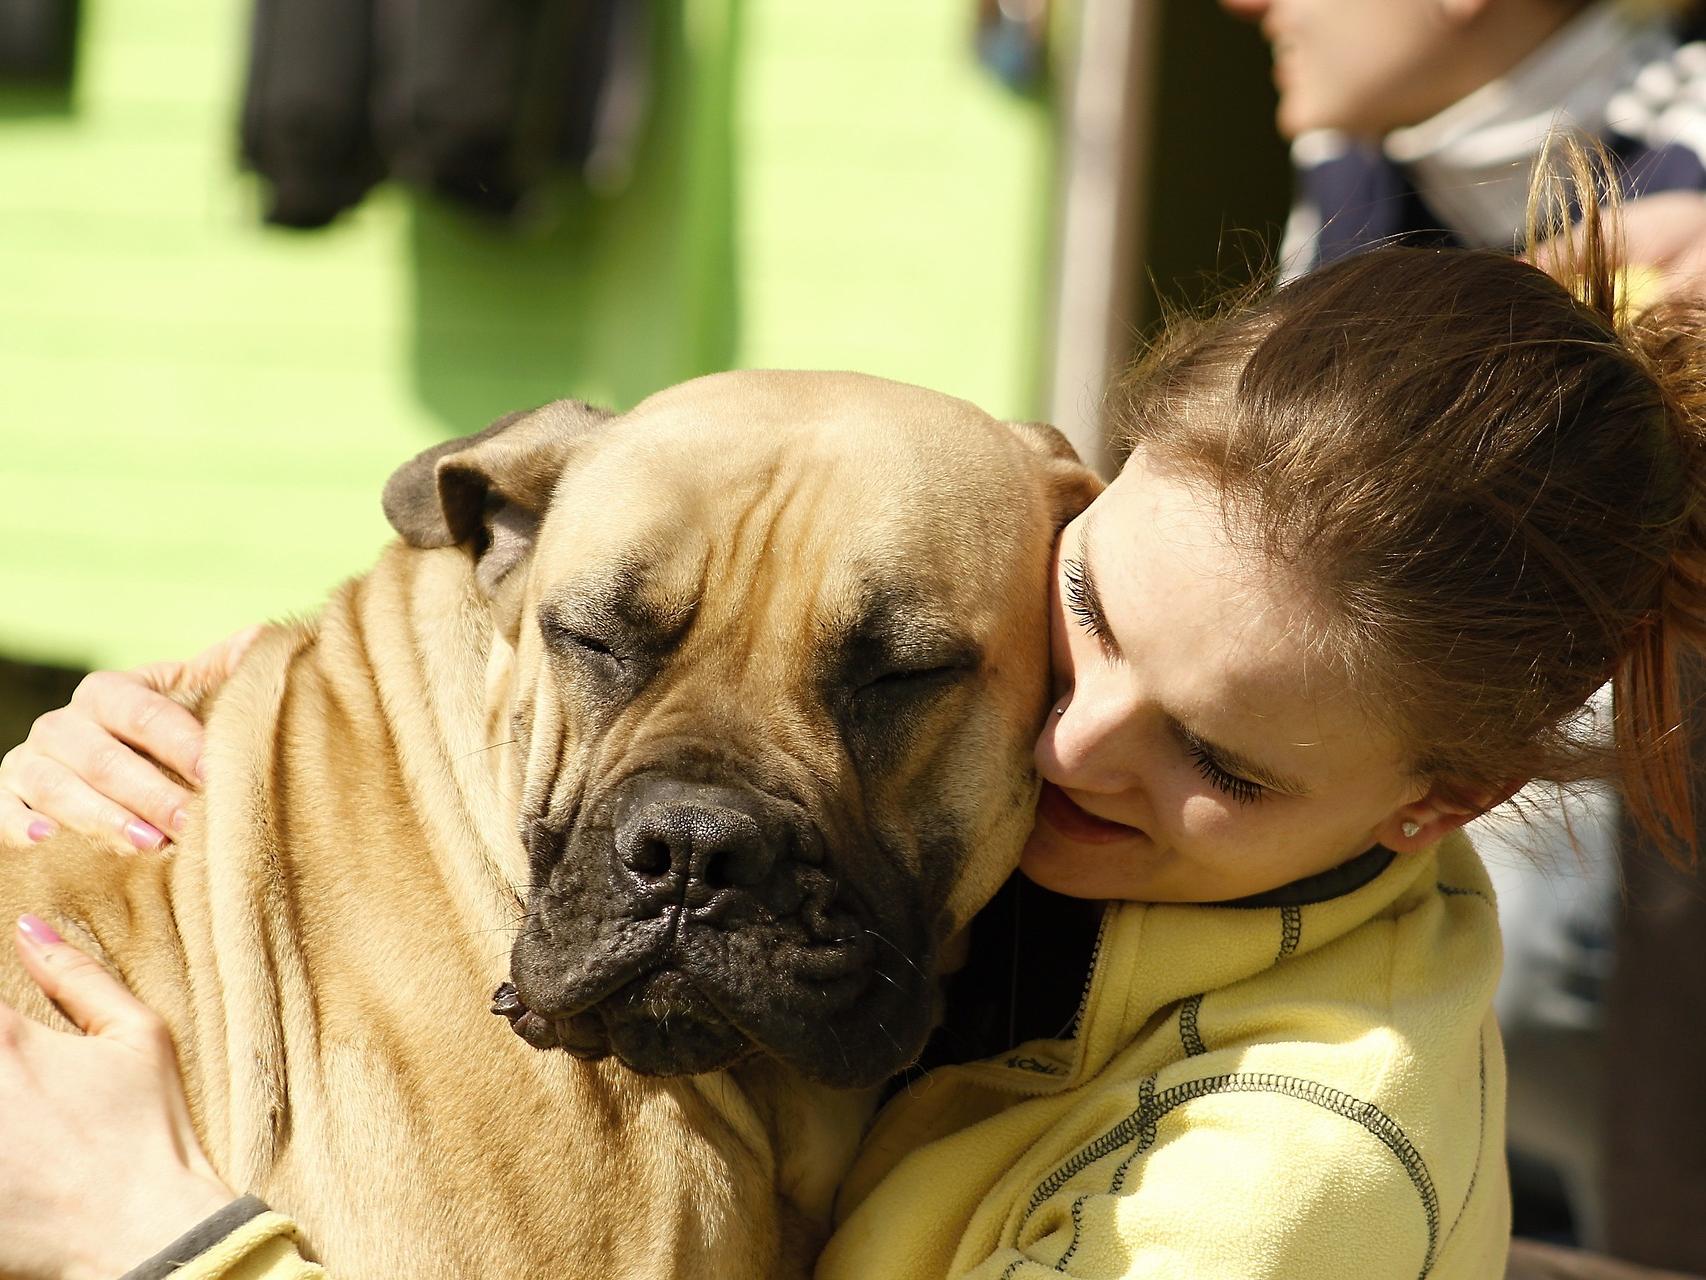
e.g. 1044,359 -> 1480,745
392,372 -> 1094,1089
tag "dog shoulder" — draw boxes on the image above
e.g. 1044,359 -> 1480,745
0,833 -> 176,1031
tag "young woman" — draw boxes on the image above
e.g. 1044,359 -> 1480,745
2,159 -> 1703,1278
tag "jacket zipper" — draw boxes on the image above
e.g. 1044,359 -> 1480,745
1060,901 -> 1113,1042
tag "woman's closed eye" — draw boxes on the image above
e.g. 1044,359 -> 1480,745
1178,728 -> 1266,805
1062,557 -> 1118,652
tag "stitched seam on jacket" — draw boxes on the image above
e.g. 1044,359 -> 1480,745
1436,882 -> 1493,908
997,1078 -> 1158,1280
1440,1033 -> 1489,1255
1177,995 -> 1207,1058
1014,1071 -> 1440,1279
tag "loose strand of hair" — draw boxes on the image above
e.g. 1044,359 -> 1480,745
1522,129 -> 1627,328
1615,626 -> 1698,866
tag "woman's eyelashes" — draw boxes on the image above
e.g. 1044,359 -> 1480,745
1061,553 -> 1264,806
1061,557 -> 1117,652
1179,730 -> 1266,805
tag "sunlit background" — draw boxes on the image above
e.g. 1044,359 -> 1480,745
10,3 -> 1706,1274
16,0 -> 1277,677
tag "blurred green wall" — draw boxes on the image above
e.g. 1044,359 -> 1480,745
0,0 -> 1052,673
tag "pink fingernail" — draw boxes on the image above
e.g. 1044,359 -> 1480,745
169,807 -> 189,835
17,914 -> 62,947
26,819 -> 56,843
125,819 -> 165,851
195,755 -> 208,784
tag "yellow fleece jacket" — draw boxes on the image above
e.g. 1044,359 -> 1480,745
154,839 -> 1505,1280
138,1209 -> 322,1280
816,834 -> 1508,1279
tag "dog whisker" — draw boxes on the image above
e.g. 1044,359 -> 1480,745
826,1024 -> 852,1075
861,928 -> 924,979
454,737 -> 519,764
900,1058 -> 934,1094
873,1017 -> 904,1055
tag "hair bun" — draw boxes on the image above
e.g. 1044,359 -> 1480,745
1621,297 -> 1706,641
1524,134 -> 1706,643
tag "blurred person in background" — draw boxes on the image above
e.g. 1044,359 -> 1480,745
1217,0 -> 1706,1267
1224,0 -> 1706,291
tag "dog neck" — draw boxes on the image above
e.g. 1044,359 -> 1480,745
362,543 -> 534,903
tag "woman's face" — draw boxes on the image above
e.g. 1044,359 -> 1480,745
1022,450 -> 1448,904
1219,0 -> 1471,140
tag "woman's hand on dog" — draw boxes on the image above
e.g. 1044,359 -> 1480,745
0,915 -> 234,1280
0,627 -> 261,854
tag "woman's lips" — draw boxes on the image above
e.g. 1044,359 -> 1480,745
1037,783 -> 1145,844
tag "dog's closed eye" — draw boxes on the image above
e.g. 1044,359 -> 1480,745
538,610 -> 633,676
855,660 -> 975,700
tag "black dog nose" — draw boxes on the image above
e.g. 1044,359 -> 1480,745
615,781 -> 780,895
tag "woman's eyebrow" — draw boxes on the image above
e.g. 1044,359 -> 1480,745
1174,718 -> 1312,798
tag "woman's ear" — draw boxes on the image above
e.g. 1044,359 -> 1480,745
1378,780 -> 1521,852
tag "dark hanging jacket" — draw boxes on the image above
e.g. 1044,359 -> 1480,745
239,0 -> 646,228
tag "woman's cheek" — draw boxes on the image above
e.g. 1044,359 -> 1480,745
1175,788 -> 1246,840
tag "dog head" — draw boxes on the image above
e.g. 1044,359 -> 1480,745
384,370 -> 1098,1088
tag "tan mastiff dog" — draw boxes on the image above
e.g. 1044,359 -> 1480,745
0,370 -> 1095,1278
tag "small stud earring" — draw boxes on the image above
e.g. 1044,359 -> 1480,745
1401,821 -> 1421,839
1053,704 -> 1067,716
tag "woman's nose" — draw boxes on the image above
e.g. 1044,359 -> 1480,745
1040,685 -> 1145,793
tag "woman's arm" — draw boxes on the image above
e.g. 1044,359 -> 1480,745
0,628 -> 261,853
0,917 -> 324,1279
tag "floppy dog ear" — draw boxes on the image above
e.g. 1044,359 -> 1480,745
1004,420 -> 1104,528
383,399 -> 615,600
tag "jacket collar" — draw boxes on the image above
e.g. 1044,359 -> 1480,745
962,837 -> 1468,1091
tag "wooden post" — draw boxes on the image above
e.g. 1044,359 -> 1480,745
1043,0 -> 1160,478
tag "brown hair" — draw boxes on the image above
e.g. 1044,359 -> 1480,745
1109,140 -> 1706,865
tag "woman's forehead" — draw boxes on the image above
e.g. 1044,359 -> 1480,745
1086,457 -> 1402,773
